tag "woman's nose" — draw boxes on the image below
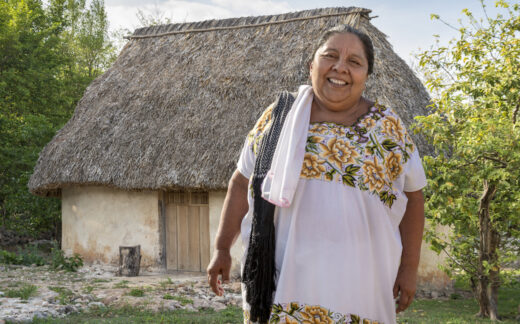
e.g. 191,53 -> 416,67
332,60 -> 348,73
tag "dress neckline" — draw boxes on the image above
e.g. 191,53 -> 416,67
309,103 -> 380,129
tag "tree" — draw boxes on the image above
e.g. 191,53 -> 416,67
0,0 -> 116,240
415,0 -> 520,320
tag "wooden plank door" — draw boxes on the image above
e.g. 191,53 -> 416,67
165,192 -> 209,272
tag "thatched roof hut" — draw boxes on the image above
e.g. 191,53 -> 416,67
29,6 -> 431,198
27,7 -> 447,286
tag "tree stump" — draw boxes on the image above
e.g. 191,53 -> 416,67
118,245 -> 141,276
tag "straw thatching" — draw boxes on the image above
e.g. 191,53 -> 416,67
29,7 -> 431,197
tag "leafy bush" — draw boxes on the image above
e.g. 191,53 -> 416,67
0,250 -> 23,265
50,243 -> 83,272
0,243 -> 47,266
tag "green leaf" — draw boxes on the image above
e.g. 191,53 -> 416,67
382,139 -> 398,151
342,174 -> 356,187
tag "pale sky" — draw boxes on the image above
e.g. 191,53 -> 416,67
105,0 -> 506,65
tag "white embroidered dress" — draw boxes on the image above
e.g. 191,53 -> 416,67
237,102 -> 427,324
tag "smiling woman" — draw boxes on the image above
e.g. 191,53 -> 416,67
207,24 -> 427,324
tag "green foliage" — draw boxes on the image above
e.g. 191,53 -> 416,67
0,244 -> 46,266
0,0 -> 116,239
415,0 -> 520,317
50,243 -> 83,271
0,249 -> 23,264
49,286 -> 74,304
128,288 -> 144,297
5,283 -> 38,300
162,294 -> 193,305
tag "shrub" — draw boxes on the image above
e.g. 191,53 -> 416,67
50,242 -> 83,272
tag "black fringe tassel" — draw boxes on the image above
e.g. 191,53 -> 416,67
242,176 -> 277,323
241,91 -> 295,324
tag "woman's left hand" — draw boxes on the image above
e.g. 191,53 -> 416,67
393,263 -> 418,313
394,190 -> 424,313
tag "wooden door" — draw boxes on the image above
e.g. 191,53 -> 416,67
165,192 -> 210,272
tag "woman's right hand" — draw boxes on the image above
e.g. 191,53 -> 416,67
207,249 -> 232,296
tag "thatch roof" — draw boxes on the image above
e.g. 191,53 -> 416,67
29,7 -> 431,197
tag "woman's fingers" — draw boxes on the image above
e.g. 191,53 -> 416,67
208,270 -> 222,296
395,286 -> 414,313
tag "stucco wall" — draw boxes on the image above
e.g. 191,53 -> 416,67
417,226 -> 452,290
62,186 -> 160,268
209,191 -> 243,276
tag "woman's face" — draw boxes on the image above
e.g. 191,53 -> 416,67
310,32 -> 369,112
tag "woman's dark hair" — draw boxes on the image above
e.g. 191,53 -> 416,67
309,25 -> 375,75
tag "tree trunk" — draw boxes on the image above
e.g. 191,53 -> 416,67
476,180 -> 498,320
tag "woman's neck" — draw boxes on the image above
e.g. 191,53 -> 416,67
310,96 -> 372,127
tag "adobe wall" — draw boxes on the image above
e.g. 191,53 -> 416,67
61,186 -> 161,269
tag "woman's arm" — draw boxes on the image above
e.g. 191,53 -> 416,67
207,169 -> 249,296
393,189 -> 425,313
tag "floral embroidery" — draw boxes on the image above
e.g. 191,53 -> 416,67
384,151 -> 403,181
246,102 -> 415,208
319,138 -> 359,169
381,115 -> 404,143
241,302 -> 382,324
362,156 -> 386,192
299,104 -> 414,208
301,153 -> 327,179
248,104 -> 274,154
361,117 -> 376,129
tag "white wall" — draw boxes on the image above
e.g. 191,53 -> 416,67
61,186 -> 160,268
209,191 -> 243,276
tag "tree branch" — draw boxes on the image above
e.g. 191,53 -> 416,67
462,155 -> 508,168
441,245 -> 478,276
513,102 -> 519,125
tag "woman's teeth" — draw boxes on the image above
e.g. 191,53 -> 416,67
328,78 -> 347,85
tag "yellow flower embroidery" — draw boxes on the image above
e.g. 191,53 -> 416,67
309,124 -> 329,135
300,305 -> 334,324
361,117 -> 376,129
405,133 -> 415,152
381,115 -> 405,143
329,125 -> 347,137
284,317 -> 300,324
319,138 -> 359,169
252,104 -> 274,135
301,153 -> 326,179
362,156 -> 386,192
384,151 -> 403,181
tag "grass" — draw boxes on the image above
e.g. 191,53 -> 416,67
162,294 -> 193,305
49,286 -> 75,304
30,305 -> 243,324
113,280 -> 129,289
159,277 -> 173,288
127,288 -> 144,297
5,283 -> 38,300
397,286 -> 520,323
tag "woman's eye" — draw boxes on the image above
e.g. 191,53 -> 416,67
350,60 -> 361,65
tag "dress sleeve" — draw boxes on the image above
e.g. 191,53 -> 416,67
403,149 -> 428,192
236,103 -> 275,179
237,136 -> 255,179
